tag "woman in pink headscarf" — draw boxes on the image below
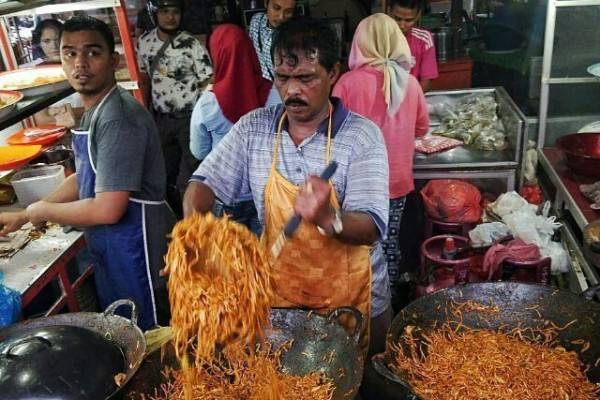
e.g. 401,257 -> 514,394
333,13 -> 429,311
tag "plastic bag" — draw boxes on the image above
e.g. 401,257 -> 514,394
469,222 -> 512,246
0,283 -> 21,327
540,241 -> 570,274
489,191 -> 537,217
421,180 -> 482,223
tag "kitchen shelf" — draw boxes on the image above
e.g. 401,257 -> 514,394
538,147 -> 599,231
0,85 -> 74,131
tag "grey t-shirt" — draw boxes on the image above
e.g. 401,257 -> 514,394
79,87 -> 166,201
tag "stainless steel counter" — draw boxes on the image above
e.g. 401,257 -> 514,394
415,87 -> 526,170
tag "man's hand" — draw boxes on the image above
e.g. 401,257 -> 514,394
293,175 -> 334,229
26,201 -> 48,228
0,210 -> 29,236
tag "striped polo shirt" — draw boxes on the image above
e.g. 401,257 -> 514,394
191,98 -> 391,317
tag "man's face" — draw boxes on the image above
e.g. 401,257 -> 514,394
273,49 -> 339,123
40,27 -> 60,62
389,5 -> 420,34
156,6 -> 181,34
266,0 -> 296,29
61,30 -> 119,96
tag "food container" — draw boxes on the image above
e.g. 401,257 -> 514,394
556,133 -> 600,177
0,90 -> 23,120
0,66 -> 69,97
11,165 -> 65,206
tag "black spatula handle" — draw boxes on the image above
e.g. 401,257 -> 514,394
283,161 -> 338,238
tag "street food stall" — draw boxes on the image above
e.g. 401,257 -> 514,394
0,1 -> 599,399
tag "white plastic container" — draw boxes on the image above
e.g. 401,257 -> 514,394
11,165 -> 65,207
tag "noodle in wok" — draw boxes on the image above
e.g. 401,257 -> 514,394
390,322 -> 600,400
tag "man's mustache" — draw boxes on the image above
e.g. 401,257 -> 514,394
285,98 -> 308,107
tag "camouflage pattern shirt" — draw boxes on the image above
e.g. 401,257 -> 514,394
137,29 -> 212,113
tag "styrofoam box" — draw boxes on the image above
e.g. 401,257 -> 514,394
11,165 -> 65,207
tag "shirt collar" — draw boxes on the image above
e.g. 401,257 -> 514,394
272,97 -> 349,139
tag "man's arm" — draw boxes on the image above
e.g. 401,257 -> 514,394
183,181 -> 215,217
45,173 -> 79,203
139,72 -> 151,108
0,174 -> 80,235
294,176 -> 379,246
27,191 -> 130,227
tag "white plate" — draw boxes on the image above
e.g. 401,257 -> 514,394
587,63 -> 600,78
578,121 -> 600,133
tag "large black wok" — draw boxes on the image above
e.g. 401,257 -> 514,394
0,300 -> 145,400
369,282 -> 600,400
268,307 -> 364,400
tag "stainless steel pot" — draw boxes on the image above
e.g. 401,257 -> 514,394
432,27 -> 460,61
28,145 -> 75,176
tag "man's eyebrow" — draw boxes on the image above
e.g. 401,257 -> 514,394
61,44 -> 104,50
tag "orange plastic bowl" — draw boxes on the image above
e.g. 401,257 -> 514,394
0,145 -> 43,170
556,133 -> 600,177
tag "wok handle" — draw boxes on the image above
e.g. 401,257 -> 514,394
1,336 -> 52,359
326,306 -> 363,344
583,285 -> 600,303
104,299 -> 138,326
371,353 -> 418,398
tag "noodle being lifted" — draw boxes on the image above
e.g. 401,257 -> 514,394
161,213 -> 334,400
165,212 -> 273,363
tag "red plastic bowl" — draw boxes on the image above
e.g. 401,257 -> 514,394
556,133 -> 600,177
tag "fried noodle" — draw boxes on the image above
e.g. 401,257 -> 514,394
162,213 -> 334,400
390,322 -> 600,400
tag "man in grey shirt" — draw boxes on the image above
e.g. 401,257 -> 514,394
0,16 -> 174,330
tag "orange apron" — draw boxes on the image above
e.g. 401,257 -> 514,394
261,108 -> 372,353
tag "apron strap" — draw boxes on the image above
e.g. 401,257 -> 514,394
271,103 -> 334,174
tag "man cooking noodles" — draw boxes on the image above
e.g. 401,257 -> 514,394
184,17 -> 392,356
0,16 -> 174,330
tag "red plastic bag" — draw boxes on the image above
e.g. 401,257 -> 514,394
421,180 -> 483,223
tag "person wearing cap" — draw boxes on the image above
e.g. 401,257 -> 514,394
137,0 -> 212,216
248,0 -> 296,81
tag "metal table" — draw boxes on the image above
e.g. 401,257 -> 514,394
0,225 -> 92,316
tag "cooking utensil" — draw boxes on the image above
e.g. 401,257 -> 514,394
0,299 -> 146,400
268,307 -> 364,400
28,145 -> 75,175
270,161 -> 338,258
0,325 -> 125,399
0,144 -> 43,170
556,133 -> 600,177
122,307 -> 365,399
370,282 -> 600,400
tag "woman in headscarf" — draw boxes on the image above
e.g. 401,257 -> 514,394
333,13 -> 429,313
190,23 -> 280,234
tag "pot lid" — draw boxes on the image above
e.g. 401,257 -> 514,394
0,325 -> 125,400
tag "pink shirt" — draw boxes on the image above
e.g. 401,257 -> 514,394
406,27 -> 439,81
333,66 -> 430,198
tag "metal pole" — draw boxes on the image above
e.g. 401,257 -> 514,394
537,0 -> 557,149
